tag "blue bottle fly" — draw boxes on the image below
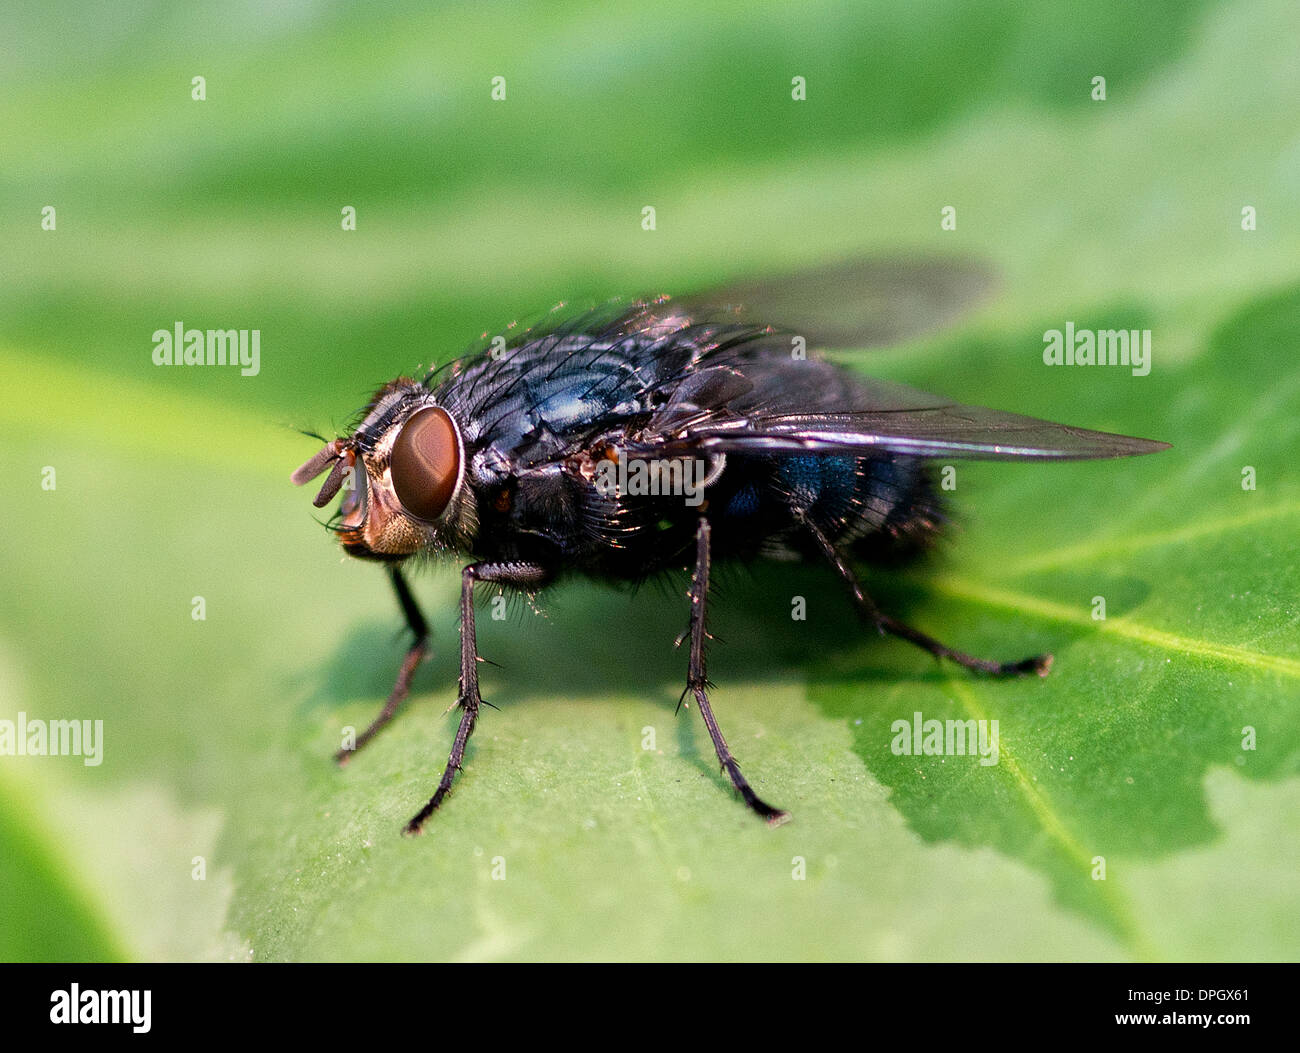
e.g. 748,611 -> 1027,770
292,259 -> 1169,833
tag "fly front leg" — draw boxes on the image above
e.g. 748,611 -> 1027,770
801,515 -> 1052,678
336,564 -> 429,764
404,560 -> 550,835
684,517 -> 790,826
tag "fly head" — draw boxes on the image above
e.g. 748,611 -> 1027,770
292,378 -> 478,560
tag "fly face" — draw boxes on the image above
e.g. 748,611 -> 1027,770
293,258 -> 1170,835
292,378 -> 476,561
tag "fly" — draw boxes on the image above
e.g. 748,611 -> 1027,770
292,259 -> 1170,833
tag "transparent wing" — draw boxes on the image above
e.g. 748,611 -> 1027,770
640,376 -> 1170,462
433,259 -> 1168,464
658,256 -> 996,349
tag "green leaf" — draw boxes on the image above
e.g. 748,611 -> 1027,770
2,0 -> 1297,961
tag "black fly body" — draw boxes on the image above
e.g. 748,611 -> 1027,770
293,260 -> 1169,833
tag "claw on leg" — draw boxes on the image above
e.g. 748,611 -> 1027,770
799,513 -> 1053,680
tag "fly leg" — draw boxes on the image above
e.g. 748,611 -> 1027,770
404,560 -> 550,835
683,517 -> 791,826
336,565 -> 429,764
802,516 -> 1052,678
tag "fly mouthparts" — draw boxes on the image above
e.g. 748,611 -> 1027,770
291,438 -> 354,507
291,438 -> 346,485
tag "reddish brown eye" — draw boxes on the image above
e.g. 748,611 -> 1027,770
390,407 -> 460,521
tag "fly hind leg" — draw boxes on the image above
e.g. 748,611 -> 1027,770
802,516 -> 1052,678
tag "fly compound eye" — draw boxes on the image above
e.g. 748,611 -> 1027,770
390,407 -> 460,521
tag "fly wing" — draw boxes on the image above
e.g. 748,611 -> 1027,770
640,373 -> 1170,462
435,259 -> 1166,465
658,257 -> 996,349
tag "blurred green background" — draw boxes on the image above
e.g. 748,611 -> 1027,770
2,0 -> 1298,961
